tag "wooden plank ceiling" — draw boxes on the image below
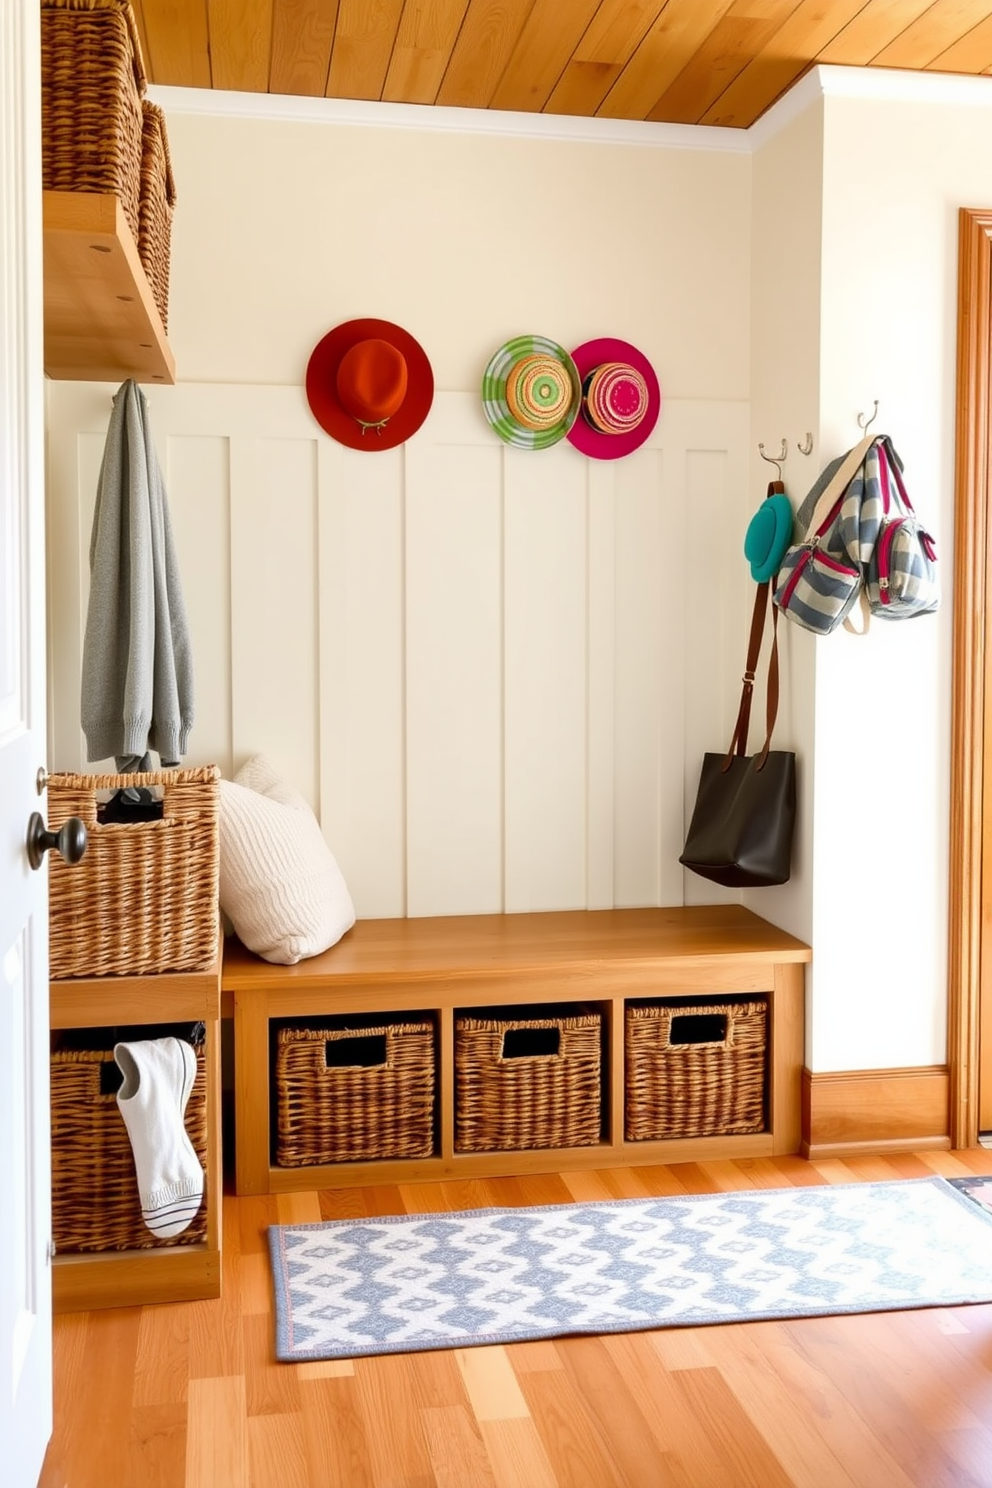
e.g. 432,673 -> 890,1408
131,0 -> 992,129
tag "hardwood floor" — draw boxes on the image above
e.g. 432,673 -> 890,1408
39,1149 -> 992,1488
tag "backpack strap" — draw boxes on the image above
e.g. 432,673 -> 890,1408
796,434 -> 878,638
842,586 -> 872,636
877,435 -> 912,515
799,433 -> 876,540
839,437 -> 905,635
756,599 -> 781,770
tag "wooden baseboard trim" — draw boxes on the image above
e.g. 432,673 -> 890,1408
800,1135 -> 952,1159
53,1244 -> 220,1313
801,1065 -> 950,1159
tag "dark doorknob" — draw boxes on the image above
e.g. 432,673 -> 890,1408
26,813 -> 88,871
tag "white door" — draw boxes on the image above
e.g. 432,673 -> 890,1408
1,3 -> 55,1485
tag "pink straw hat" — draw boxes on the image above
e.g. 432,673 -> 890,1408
566,337 -> 661,460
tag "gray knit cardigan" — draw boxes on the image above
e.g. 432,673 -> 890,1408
80,380 -> 194,767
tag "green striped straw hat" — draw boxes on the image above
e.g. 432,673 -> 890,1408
482,335 -> 581,450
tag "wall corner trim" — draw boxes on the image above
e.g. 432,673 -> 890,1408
801,1065 -> 951,1159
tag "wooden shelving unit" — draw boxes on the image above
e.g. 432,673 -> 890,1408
42,189 -> 175,385
49,942 -> 222,1313
222,906 -> 811,1196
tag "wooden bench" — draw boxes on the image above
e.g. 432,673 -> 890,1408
221,904 -> 811,1195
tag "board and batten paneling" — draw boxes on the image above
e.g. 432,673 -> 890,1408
45,383 -> 749,919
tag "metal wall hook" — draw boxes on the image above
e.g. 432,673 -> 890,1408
857,400 -> 879,436
797,431 -> 813,456
758,438 -> 788,480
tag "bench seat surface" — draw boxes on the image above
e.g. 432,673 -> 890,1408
221,904 -> 810,991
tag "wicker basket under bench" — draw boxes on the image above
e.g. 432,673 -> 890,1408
51,1029 -> 209,1253
49,944 -> 223,1313
275,1017 -> 437,1166
222,906 -> 810,1195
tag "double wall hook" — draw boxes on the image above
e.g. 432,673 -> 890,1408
758,437 -> 788,481
797,431 -> 813,456
857,400 -> 879,436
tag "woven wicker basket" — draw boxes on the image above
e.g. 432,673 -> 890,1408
624,999 -> 768,1141
138,99 -> 176,330
275,1020 -> 437,1166
41,0 -> 147,245
46,766 -> 219,980
455,1008 -> 602,1153
51,1036 -> 207,1252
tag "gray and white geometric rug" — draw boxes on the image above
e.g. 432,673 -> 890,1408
267,1177 -> 992,1361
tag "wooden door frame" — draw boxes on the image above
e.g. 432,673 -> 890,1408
949,207 -> 992,1147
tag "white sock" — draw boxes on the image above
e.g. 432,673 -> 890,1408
114,1036 -> 204,1239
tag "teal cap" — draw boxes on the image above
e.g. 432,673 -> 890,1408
744,492 -> 793,582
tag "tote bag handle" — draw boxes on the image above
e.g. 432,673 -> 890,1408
723,579 -> 781,772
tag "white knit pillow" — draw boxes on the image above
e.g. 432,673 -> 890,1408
218,754 -> 355,965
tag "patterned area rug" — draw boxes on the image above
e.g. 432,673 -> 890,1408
267,1177 -> 992,1362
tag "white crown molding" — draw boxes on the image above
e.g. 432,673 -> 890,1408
748,63 -> 992,149
818,61 -> 992,110
146,84 -> 752,153
149,64 -> 992,157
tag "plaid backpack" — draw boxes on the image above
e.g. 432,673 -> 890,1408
774,434 -> 939,635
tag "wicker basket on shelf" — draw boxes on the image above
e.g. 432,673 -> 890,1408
50,1035 -> 207,1252
138,99 -> 176,330
46,766 -> 219,980
275,1020 -> 437,1166
41,0 -> 147,245
624,999 -> 768,1141
454,1007 -> 602,1153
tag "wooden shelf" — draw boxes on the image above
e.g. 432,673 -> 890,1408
42,190 -> 176,385
50,939 -> 222,1030
50,946 -> 222,1312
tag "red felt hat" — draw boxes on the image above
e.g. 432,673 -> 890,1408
306,319 -> 434,451
566,337 -> 661,461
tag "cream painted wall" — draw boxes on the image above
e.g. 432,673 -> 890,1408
46,101 -> 756,925
48,71 -> 992,1079
746,68 -> 992,1074
158,97 -> 752,398
809,76 -> 992,1072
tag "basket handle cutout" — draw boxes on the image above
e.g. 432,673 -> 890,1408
325,1033 -> 388,1069
502,1027 -> 560,1060
99,1058 -> 124,1096
669,1012 -> 728,1047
